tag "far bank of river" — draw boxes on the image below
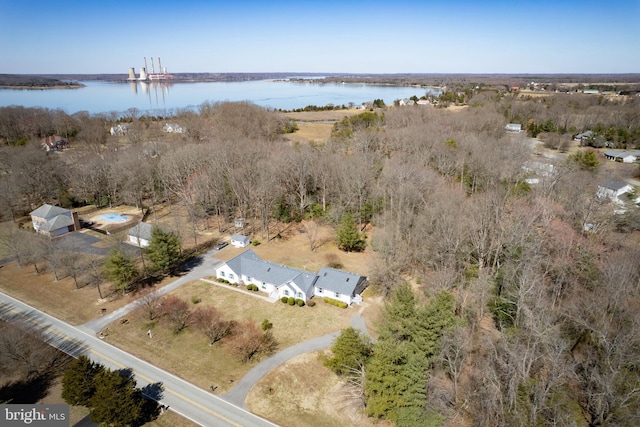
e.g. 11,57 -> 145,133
0,79 -> 440,115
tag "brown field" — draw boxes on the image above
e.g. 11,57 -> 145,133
247,352 -> 392,427
283,109 -> 362,145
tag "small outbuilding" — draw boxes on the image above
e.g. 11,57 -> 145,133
231,234 -> 250,248
127,222 -> 155,247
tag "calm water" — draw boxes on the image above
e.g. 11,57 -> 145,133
0,80 -> 439,115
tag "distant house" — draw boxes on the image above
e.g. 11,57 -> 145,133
574,130 -> 594,143
231,234 -> 250,248
416,99 -> 430,106
583,89 -> 599,95
163,123 -> 184,133
597,179 -> 634,202
215,249 -> 367,305
41,135 -> 69,152
30,204 -> 79,237
110,124 -> 128,136
505,123 -> 522,132
603,150 -> 640,163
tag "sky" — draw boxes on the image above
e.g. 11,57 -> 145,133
1,0 -> 639,74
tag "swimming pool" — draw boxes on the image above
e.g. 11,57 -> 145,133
97,213 -> 130,224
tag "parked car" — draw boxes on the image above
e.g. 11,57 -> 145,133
215,242 -> 229,250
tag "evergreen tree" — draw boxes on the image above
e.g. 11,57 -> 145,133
103,248 -> 137,294
61,355 -> 103,407
364,288 -> 461,426
89,369 -> 144,427
336,212 -> 366,252
324,327 -> 372,376
146,226 -> 181,274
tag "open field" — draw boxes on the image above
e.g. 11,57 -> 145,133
0,260 -> 132,325
247,351 -> 391,427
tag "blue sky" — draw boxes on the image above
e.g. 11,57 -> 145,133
1,0 -> 639,74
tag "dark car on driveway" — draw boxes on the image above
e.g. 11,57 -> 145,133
215,242 -> 228,250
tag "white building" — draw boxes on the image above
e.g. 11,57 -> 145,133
215,250 -> 368,306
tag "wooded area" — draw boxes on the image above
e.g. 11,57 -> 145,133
1,88 -> 640,426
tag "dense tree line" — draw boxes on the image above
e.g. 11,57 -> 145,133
1,92 -> 640,425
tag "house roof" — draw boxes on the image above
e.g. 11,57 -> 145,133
604,150 -> 640,159
225,250 -> 315,289
315,267 -> 365,296
30,204 -> 70,219
231,234 -> 250,243
600,179 -> 631,192
127,222 -> 155,241
40,214 -> 74,232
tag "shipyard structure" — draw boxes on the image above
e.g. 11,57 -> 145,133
128,57 -> 174,81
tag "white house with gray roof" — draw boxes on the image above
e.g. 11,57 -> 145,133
127,222 -> 154,247
215,249 -> 367,305
127,222 -> 172,247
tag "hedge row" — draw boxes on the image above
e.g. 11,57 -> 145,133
280,297 -> 305,307
323,297 -> 348,309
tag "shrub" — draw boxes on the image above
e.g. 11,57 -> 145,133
287,297 -> 295,306
325,253 -> 343,269
251,240 -> 261,246
261,319 -> 273,331
323,297 -> 348,309
246,284 -> 259,291
281,296 -> 289,304
307,300 -> 316,307
190,296 -> 202,305
217,277 -> 229,284
296,299 -> 305,307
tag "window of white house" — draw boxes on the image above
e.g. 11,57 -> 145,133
284,290 -> 289,296
247,276 -> 252,282
261,283 -> 266,289
229,273 -> 234,280
335,292 -> 341,298
297,292 -> 303,298
317,287 -> 323,293
220,271 -> 225,277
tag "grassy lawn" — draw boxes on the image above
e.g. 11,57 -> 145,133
103,280 -> 355,393
0,260 -> 132,325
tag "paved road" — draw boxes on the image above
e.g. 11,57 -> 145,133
0,292 -> 277,427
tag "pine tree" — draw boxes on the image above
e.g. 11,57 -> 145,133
324,327 -> 372,376
89,369 -> 144,427
146,226 -> 181,274
61,355 -> 103,407
103,248 -> 137,294
336,212 -> 366,252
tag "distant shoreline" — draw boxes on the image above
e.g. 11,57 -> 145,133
0,84 -> 85,90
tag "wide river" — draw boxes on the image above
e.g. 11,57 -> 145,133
0,79 -> 440,116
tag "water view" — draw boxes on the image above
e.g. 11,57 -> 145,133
0,79 -> 440,116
